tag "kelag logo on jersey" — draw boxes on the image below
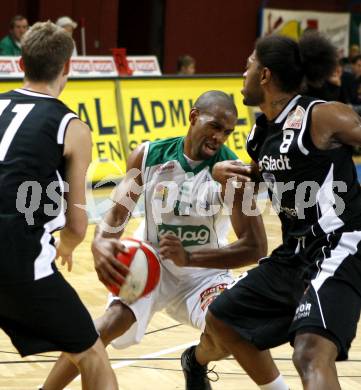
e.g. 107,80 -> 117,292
157,224 -> 210,246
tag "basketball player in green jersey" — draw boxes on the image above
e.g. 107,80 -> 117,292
42,90 -> 267,390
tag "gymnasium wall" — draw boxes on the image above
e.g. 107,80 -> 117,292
162,0 -> 352,73
0,0 -> 119,56
0,1 -> 356,72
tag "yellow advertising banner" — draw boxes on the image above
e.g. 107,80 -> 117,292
59,80 -> 126,181
0,79 -> 126,182
0,76 -> 253,182
117,77 -> 254,162
0,81 -> 21,92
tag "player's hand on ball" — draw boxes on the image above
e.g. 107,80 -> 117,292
159,234 -> 190,267
212,160 -> 252,185
91,237 -> 130,289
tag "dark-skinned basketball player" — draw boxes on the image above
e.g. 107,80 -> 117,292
180,32 -> 361,390
42,90 -> 267,390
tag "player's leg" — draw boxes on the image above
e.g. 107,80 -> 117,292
193,294 -> 288,389
168,272 -> 234,389
43,263 -> 173,389
292,333 -> 340,390
197,311 -> 281,384
171,273 -> 233,361
290,231 -> 361,389
64,337 -> 118,390
195,261 -> 303,389
186,273 -> 278,378
290,274 -> 361,388
175,266 -> 298,389
0,272 -> 119,390
42,300 -> 135,390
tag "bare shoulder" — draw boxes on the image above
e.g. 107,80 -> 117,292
121,142 -> 149,188
312,101 -> 361,148
312,101 -> 359,126
64,119 -> 91,157
126,142 -> 146,171
66,118 -> 91,137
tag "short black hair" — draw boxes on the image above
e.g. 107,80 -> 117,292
255,32 -> 337,93
194,90 -> 238,117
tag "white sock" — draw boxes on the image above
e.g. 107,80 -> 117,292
259,374 -> 289,390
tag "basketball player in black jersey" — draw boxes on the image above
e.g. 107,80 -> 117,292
180,33 -> 361,390
0,22 -> 119,389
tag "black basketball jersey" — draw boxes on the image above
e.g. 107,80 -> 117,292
247,95 -> 361,256
0,88 -> 78,284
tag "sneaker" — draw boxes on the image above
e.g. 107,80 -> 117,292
181,346 -> 217,390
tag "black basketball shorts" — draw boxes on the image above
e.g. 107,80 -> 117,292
209,256 -> 306,350
210,231 -> 361,360
0,271 -> 99,357
289,231 -> 361,360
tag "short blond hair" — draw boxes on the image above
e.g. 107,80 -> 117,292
21,21 -> 74,82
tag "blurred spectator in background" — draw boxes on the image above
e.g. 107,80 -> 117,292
350,54 -> 361,80
338,55 -> 361,107
177,55 -> 196,75
0,15 -> 28,56
344,55 -> 361,117
350,44 -> 360,58
342,44 -> 360,73
56,16 -> 78,56
303,62 -> 343,102
301,39 -> 341,102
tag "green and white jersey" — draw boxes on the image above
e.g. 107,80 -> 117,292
139,136 -> 237,279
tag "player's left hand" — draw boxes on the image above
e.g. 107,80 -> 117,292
159,234 -> 190,267
54,237 -> 73,272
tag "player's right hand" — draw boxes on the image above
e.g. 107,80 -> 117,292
91,237 -> 130,289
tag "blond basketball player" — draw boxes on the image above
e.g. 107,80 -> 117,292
0,21 -> 119,390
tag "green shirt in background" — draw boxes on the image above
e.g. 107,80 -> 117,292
0,35 -> 21,56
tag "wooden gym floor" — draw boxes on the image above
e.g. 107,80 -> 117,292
1,199 -> 361,389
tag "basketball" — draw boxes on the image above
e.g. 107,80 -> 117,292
107,238 -> 161,304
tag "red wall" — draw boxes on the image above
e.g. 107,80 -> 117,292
163,0 -> 351,73
37,0 -> 119,55
0,0 -> 357,71
0,0 -> 119,55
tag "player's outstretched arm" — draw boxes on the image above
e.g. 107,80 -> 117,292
92,144 -> 145,289
57,119 -> 92,270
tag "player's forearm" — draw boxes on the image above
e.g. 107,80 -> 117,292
60,224 -> 87,251
186,239 -> 265,269
95,177 -> 142,240
95,204 -> 130,239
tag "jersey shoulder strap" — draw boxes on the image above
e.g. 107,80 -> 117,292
145,136 -> 183,168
